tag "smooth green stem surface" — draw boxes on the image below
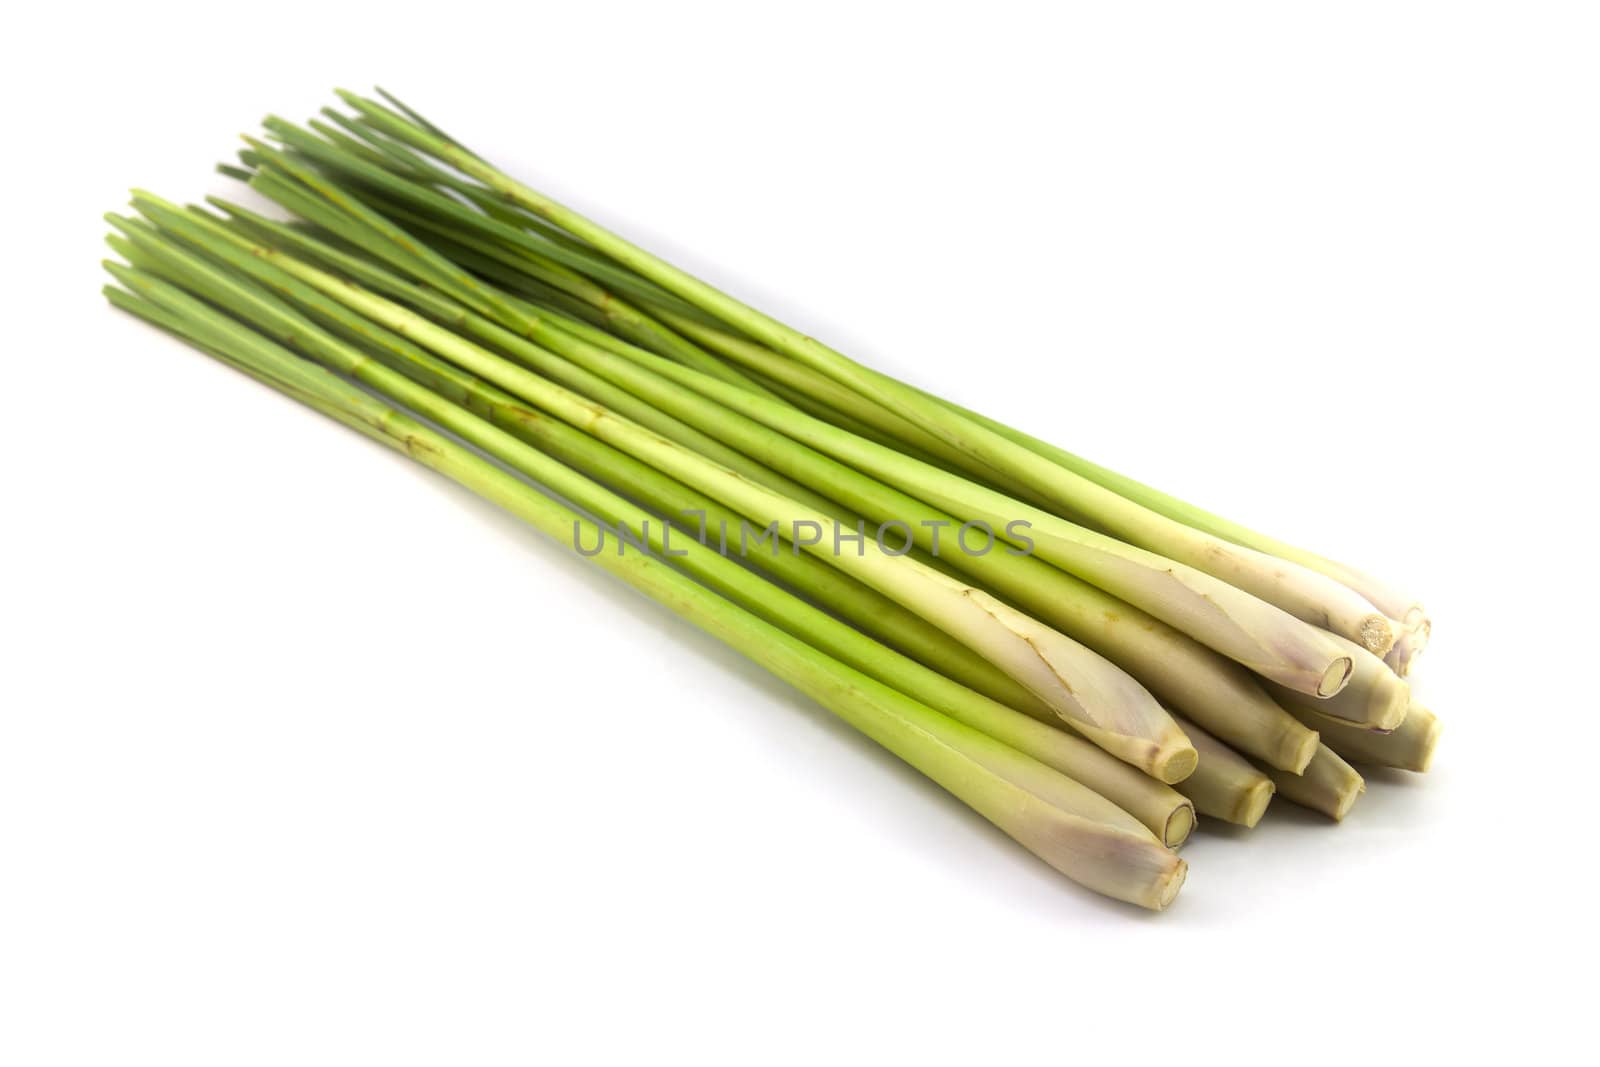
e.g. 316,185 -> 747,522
105,256 -> 1188,909
334,90 -> 1397,659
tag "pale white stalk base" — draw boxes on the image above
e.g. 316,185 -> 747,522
1289,702 -> 1442,773
1263,745 -> 1365,820
1171,718 -> 1275,828
1264,631 -> 1409,730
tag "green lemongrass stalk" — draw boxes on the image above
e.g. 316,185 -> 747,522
316,110 -> 621,267
208,183 -> 962,597
1287,702 -> 1442,774
307,279 -> 1199,779
488,266 -> 956,464
1262,746 -> 1365,821
108,223 -> 1196,848
159,206 -> 1197,845
103,268 -> 1186,909
335,89 -> 1400,658
1171,719 -> 1276,829
545,335 -> 1356,698
199,199 -> 1317,772
229,172 -> 847,525
1261,632 -> 1410,731
238,138 -> 526,332
336,101 -> 701,305
623,296 -> 1074,512
142,198 -> 1057,723
203,167 -> 1311,766
197,199 -> 1312,773
919,389 -> 1429,629
479,266 -> 1045,505
494,321 -> 1321,770
141,198 -> 1024,708
126,206 -> 1195,782
256,119 -> 760,393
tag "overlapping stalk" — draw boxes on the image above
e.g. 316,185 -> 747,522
115,192 -> 1198,783
1287,703 -> 1442,773
335,94 -> 1393,655
116,200 -> 1199,848
1260,632 -> 1411,731
199,192 -> 1318,773
255,108 -> 1364,699
101,87 -> 1445,909
1262,747 -> 1366,821
102,261 -> 1186,908
232,154 -> 1350,700
1172,720 -> 1276,829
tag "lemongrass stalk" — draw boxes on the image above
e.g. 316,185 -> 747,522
211,180 -> 960,595
1288,702 -> 1442,773
149,199 -> 1042,711
240,137 -> 526,331
336,89 -> 1398,657
489,267 -> 1046,504
120,208 -> 1194,782
332,103 -> 700,307
109,225 -> 1196,847
1172,719 -> 1275,829
922,389 -> 1430,629
543,335 -> 1356,698
198,200 -> 1318,773
616,296 -> 1075,512
104,270 -> 1185,909
224,173 -> 846,524
1262,745 -> 1365,821
136,200 -> 1052,721
317,110 -> 620,268
312,287 -> 1198,779
259,118 -> 760,392
204,169 -> 1314,763
154,209 -> 1199,846
494,318 -> 1319,769
496,270 -> 952,461
1261,632 -> 1409,731
398,145 -> 1425,646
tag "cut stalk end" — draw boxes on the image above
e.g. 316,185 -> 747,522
1317,656 -> 1354,697
1152,739 -> 1200,785
1281,726 -> 1321,776
1164,804 -> 1197,850
1329,782 -> 1364,821
1236,779 -> 1275,829
1156,860 -> 1188,910
1358,613 -> 1397,657
1412,711 -> 1444,773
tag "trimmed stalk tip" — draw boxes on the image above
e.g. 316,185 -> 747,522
1359,613 -> 1397,657
1152,738 -> 1200,785
1317,655 -> 1355,697
1165,805 -> 1196,850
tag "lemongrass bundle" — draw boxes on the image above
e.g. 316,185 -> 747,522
116,200 -> 1199,849
201,192 -> 1318,774
100,86 -> 1446,910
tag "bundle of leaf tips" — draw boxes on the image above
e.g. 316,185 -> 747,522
102,88 -> 1440,911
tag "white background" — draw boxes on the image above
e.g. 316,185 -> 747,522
4,2 -> 1597,1062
